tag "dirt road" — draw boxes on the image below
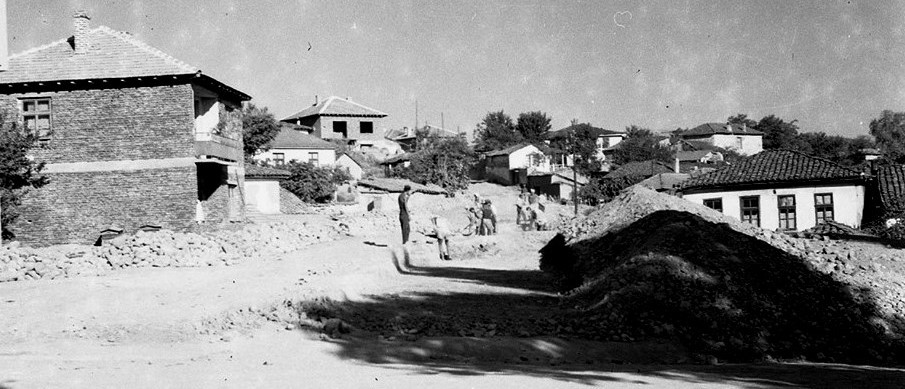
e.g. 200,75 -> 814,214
2,183 -> 905,388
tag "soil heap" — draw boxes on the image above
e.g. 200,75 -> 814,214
541,186 -> 905,364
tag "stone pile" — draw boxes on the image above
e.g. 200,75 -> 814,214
0,221 -> 343,283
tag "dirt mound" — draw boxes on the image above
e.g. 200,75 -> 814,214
541,186 -> 905,364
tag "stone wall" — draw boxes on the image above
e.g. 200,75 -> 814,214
14,166 -> 198,246
0,84 -> 195,164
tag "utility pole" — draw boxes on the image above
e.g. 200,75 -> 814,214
441,112 -> 445,131
568,130 -> 578,216
414,100 -> 419,132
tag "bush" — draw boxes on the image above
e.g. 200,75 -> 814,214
392,135 -> 475,192
280,162 -> 349,203
0,119 -> 49,239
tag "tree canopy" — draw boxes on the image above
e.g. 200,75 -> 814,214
241,103 -> 282,158
611,125 -> 672,165
394,133 -> 475,192
473,110 -> 522,152
870,110 -> 905,163
515,111 -> 552,144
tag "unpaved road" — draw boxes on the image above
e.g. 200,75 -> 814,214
2,214 -> 905,387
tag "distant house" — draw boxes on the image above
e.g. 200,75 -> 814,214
255,123 -> 338,167
638,173 -> 690,193
336,152 -> 367,180
680,150 -> 867,231
605,160 -> 675,180
528,167 -> 588,201
387,124 -> 460,152
484,144 -> 551,186
244,165 -> 290,214
678,123 -> 763,156
677,150 -> 724,164
546,124 -> 627,169
281,96 -> 388,150
0,12 -> 251,245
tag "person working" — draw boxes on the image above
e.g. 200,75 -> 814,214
398,185 -> 413,244
430,215 -> 452,261
480,199 -> 498,235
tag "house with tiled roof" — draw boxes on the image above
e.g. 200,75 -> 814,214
484,144 -> 552,186
546,123 -> 627,169
604,160 -> 675,179
876,164 -> 905,217
335,151 -> 368,180
680,149 -> 867,231
254,123 -> 338,167
281,96 -> 387,150
0,12 -> 251,245
678,122 -> 764,156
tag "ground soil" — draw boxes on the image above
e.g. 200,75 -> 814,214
1,184 -> 904,388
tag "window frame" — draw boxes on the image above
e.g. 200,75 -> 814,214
777,194 -> 797,231
814,193 -> 834,225
740,195 -> 760,227
333,121 -> 348,138
21,97 -> 53,140
273,153 -> 285,166
308,152 -> 319,166
360,121 -> 374,134
703,198 -> 723,212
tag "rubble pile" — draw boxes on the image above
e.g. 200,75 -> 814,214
542,186 -> 905,364
0,221 -> 343,283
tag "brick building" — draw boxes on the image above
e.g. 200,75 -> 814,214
281,96 -> 388,150
0,12 -> 251,246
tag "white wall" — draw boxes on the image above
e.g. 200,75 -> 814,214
710,134 -> 763,156
255,148 -> 337,167
244,180 -> 281,214
683,184 -> 865,231
509,145 -> 551,172
335,155 -> 363,180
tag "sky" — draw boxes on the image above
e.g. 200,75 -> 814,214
7,0 -> 905,138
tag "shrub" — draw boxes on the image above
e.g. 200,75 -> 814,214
280,162 -> 348,203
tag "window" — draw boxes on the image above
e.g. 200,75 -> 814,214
273,153 -> 285,166
815,193 -> 834,224
360,121 -> 374,134
703,198 -> 723,212
333,121 -> 348,138
778,195 -> 796,231
22,98 -> 52,139
740,196 -> 760,226
308,152 -> 319,166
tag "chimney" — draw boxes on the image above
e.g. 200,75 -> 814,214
73,10 -> 91,54
674,156 -> 680,173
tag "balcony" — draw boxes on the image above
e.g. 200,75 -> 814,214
195,133 -> 242,162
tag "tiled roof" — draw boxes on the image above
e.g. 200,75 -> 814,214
677,150 -> 715,162
245,164 -> 291,179
878,164 -> 905,214
605,160 -> 674,179
269,125 -> 338,150
547,124 -> 624,140
682,123 -> 764,137
381,152 -> 412,165
338,152 -> 368,167
682,149 -> 864,191
0,25 -> 249,100
638,173 -> 690,191
485,144 -> 538,157
283,96 -> 387,120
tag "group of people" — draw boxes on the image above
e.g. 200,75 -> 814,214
396,185 -> 547,262
516,188 -> 548,231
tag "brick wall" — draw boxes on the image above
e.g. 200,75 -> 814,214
14,167 -> 198,246
0,84 -> 196,163
316,116 -> 384,144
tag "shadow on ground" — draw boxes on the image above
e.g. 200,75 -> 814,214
289,211 -> 905,387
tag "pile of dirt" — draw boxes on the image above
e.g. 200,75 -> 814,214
541,186 -> 905,364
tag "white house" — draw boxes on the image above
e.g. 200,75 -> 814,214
336,152 -> 366,180
244,165 -> 291,214
680,150 -> 866,231
255,123 -> 338,167
484,144 -> 552,186
679,123 -> 763,156
546,124 -> 627,166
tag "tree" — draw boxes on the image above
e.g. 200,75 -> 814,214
280,161 -> 346,203
240,103 -> 281,158
515,111 -> 552,144
870,110 -> 905,162
611,125 -> 672,165
0,118 -> 49,239
727,113 -> 758,130
548,122 -> 602,176
395,134 -> 475,192
757,115 -> 806,150
473,110 -> 521,152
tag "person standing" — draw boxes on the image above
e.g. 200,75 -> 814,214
431,215 -> 452,260
480,199 -> 498,235
398,185 -> 413,244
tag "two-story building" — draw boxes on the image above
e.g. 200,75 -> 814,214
281,96 -> 387,150
678,122 -> 764,156
545,123 -> 627,170
0,12 -> 250,245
